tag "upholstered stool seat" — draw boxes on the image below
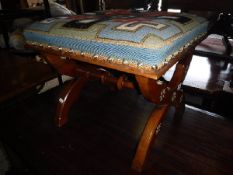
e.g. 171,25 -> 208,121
24,10 -> 208,79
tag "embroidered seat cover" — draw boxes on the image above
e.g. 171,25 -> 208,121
23,10 -> 209,71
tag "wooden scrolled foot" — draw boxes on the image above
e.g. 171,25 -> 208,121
131,105 -> 169,173
56,77 -> 88,127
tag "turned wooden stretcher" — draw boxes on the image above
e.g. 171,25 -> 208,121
23,10 -> 208,173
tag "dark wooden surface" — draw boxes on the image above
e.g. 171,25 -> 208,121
162,0 -> 233,12
162,53 -> 233,118
0,80 -> 233,175
0,50 -> 57,104
0,41 -> 233,174
164,34 -> 233,118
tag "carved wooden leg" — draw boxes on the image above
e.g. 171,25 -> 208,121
131,104 -> 169,172
56,77 -> 88,127
132,51 -> 194,172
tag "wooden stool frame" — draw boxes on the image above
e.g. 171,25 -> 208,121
26,36 -> 204,173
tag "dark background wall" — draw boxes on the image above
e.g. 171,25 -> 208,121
162,0 -> 233,12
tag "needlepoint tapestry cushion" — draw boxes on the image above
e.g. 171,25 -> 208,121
23,10 -> 209,70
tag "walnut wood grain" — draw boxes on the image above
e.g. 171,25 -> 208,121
131,104 -> 169,172
55,78 -> 88,127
